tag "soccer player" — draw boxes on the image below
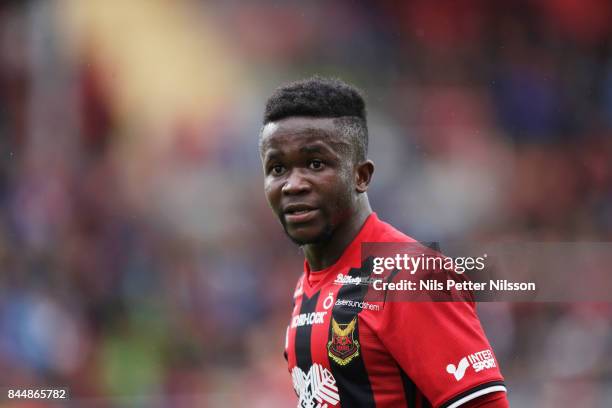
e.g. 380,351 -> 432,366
259,77 -> 509,408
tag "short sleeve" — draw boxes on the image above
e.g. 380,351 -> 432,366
378,300 -> 506,407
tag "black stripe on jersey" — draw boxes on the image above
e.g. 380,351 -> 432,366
439,381 -> 506,408
328,264 -> 375,408
399,366 -> 417,408
295,291 -> 320,370
399,363 -> 434,408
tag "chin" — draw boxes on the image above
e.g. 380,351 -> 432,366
288,234 -> 319,246
285,225 -> 333,246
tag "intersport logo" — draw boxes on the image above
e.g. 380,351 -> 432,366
446,357 -> 470,381
446,349 -> 496,381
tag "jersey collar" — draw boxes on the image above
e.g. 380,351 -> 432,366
301,212 -> 379,297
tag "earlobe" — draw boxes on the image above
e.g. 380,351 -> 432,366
355,160 -> 374,193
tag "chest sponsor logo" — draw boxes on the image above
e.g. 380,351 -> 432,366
327,317 -> 360,366
334,298 -> 381,311
446,349 -> 496,381
291,311 -> 327,328
291,363 -> 339,408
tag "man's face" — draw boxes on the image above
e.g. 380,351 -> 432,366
260,117 -> 356,245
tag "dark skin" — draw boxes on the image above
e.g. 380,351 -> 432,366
260,117 -> 374,271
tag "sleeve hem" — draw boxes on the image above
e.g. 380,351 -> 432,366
440,381 -> 507,408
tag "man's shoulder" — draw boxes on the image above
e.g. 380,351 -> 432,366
369,214 -> 417,244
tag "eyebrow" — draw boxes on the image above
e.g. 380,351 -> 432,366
299,144 -> 332,155
263,150 -> 282,162
262,139 -> 350,163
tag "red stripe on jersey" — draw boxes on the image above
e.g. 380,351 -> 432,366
310,285 -> 341,370
285,277 -> 304,372
359,309 -> 416,407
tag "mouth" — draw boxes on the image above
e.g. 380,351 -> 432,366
283,204 -> 319,224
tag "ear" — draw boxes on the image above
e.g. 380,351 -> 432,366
355,160 -> 374,193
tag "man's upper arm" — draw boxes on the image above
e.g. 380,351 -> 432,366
378,301 -> 507,407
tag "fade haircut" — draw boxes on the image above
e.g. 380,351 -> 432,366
262,76 -> 368,162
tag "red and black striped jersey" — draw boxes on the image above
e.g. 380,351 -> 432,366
285,213 -> 506,408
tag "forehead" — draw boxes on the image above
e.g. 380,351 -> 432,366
260,117 -> 347,154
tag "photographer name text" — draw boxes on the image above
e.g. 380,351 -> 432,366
373,279 -> 536,292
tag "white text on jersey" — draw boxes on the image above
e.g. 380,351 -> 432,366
291,311 -> 328,328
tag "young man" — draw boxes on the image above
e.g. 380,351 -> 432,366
259,77 -> 509,408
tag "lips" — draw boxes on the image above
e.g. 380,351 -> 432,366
283,203 -> 319,224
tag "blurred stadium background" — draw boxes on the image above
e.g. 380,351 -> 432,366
0,0 -> 611,406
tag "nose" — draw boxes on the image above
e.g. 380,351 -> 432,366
282,169 -> 310,195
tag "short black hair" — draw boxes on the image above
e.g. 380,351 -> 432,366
262,76 -> 368,162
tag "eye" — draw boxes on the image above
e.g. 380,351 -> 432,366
309,159 -> 324,170
270,164 -> 285,176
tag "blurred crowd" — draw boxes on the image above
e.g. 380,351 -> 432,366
0,0 -> 611,407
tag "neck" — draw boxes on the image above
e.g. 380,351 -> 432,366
303,199 -> 372,271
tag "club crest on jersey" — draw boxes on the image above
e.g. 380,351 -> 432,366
327,317 -> 360,366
